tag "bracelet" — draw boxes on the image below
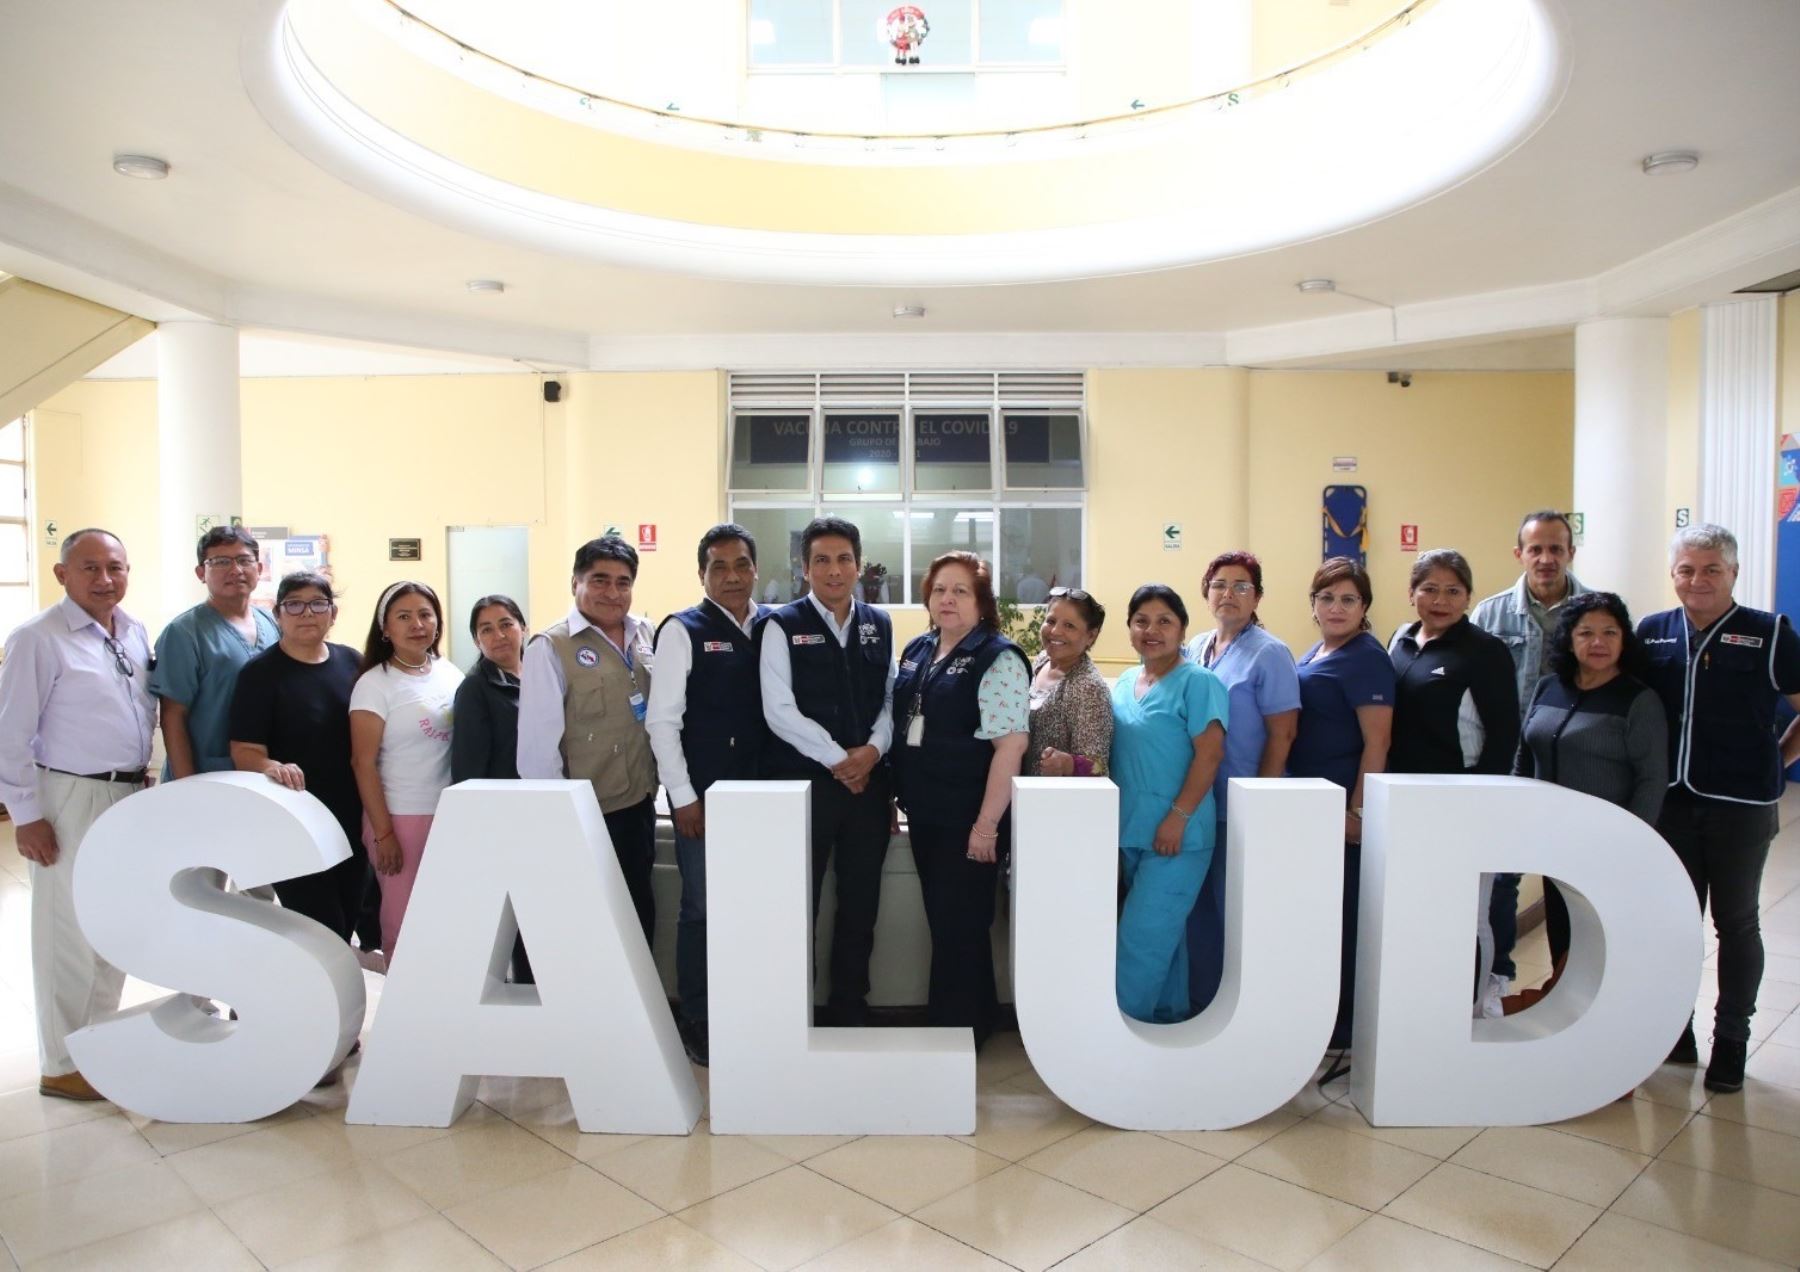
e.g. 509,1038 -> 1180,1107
971,826 -> 998,840
1169,803 -> 1193,821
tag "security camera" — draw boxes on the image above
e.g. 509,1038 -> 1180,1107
1387,371 -> 1413,388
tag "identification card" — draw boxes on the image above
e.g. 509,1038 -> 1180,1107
629,691 -> 647,722
906,712 -> 925,747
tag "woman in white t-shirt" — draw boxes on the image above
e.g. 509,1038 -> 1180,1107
349,581 -> 463,958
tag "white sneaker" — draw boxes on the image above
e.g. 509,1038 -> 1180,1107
1480,973 -> 1509,1019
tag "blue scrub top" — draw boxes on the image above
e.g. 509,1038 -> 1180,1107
1288,631 -> 1394,791
1111,660 -> 1230,853
149,601 -> 281,779
1186,623 -> 1301,815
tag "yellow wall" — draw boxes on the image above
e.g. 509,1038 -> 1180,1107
1251,0 -> 1410,77
1781,292 -> 1800,444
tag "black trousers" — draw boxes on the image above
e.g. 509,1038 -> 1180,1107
1658,794 -> 1779,1043
1330,840 -> 1360,1051
1544,878 -> 1570,968
273,841 -> 375,946
806,771 -> 892,1018
909,818 -> 1004,1044
605,796 -> 658,947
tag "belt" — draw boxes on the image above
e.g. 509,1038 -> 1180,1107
41,765 -> 148,785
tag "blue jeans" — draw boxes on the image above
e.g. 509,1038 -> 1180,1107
1118,842 -> 1211,1023
674,830 -> 708,1025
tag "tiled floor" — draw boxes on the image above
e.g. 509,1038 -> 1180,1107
2,799 -> 1800,1271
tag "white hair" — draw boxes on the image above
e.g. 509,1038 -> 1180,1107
1669,523 -> 1738,568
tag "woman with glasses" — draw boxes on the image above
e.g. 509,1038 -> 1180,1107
1387,549 -> 1520,1018
451,594 -> 532,983
1182,552 -> 1300,1014
349,581 -> 462,959
230,572 -> 379,957
1025,587 -> 1112,780
1290,557 -> 1393,1055
1110,585 -> 1228,1023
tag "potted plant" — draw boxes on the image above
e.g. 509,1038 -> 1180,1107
860,561 -> 888,603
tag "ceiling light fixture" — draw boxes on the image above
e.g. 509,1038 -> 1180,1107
112,154 -> 170,180
1641,151 -> 1699,176
466,279 -> 506,295
893,305 -> 926,319
1296,278 -> 1337,294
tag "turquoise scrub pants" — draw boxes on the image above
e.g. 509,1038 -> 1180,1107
1117,842 -> 1212,1023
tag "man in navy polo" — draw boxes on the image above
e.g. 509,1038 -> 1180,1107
646,523 -> 769,1066
759,515 -> 895,1027
1639,523 -> 1800,1093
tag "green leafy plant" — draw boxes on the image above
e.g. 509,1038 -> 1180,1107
996,596 -> 1045,658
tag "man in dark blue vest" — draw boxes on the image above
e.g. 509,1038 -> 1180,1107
1639,523 -> 1800,1094
647,523 -> 769,1066
759,515 -> 895,1027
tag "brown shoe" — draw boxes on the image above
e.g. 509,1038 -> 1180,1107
39,1071 -> 106,1102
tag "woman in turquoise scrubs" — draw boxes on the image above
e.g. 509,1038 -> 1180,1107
1111,584 -> 1229,1022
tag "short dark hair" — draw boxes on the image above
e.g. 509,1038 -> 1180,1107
1310,557 -> 1374,631
196,525 -> 258,565
697,522 -> 758,574
468,594 -> 526,638
801,516 -> 861,566
1203,550 -> 1264,625
1046,586 -> 1105,635
921,552 -> 1001,630
573,536 -> 638,580
1409,548 -> 1473,594
276,571 -> 335,606
1547,592 -> 1649,687
58,527 -> 122,563
1517,509 -> 1574,549
359,580 -> 445,672
1127,583 -> 1189,629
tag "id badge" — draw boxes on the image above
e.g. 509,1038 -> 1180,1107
629,691 -> 647,723
906,712 -> 924,747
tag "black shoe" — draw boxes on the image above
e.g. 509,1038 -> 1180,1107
1704,1038 -> 1747,1093
1667,1023 -> 1699,1066
681,1021 -> 709,1068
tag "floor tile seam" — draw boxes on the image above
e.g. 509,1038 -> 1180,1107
632,1150 -> 798,1218
1374,1157 -> 1604,1220
440,1193 -> 666,1272
909,1189 -> 1125,1272
1368,1209 -> 1549,1271
1653,1134 -> 1800,1198
1594,1158 -> 1800,1265
1548,1100 -> 1698,1155
1429,1143 -> 1644,1211
0,1130 -> 189,1213
1374,1159 -> 1609,1271
421,1155 -> 608,1219
1227,1152 -> 1386,1214
1002,1151 -> 1201,1215
1472,1118 -> 1659,1172
1674,1104 -> 1800,1147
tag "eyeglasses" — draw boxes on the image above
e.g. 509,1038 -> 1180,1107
1207,580 -> 1256,596
102,635 -> 134,678
1312,592 -> 1365,609
278,598 -> 333,616
1046,587 -> 1092,601
1413,584 -> 1468,601
203,555 -> 259,571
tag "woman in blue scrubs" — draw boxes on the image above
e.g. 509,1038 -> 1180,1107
1111,585 -> 1228,1022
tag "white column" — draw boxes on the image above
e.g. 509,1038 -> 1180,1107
1573,319 -> 1669,617
1699,296 -> 1779,609
156,322 -> 241,622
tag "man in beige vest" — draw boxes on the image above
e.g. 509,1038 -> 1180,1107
518,536 -> 658,940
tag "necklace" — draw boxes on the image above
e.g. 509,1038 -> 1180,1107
391,653 -> 429,672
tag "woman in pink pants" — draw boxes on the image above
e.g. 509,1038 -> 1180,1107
349,580 -> 463,961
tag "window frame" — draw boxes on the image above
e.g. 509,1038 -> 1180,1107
747,0 -> 1068,74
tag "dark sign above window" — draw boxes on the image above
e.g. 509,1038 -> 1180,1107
914,413 -> 991,465
745,414 -> 811,466
823,413 -> 901,465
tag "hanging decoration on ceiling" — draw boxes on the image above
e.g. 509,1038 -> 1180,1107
1322,485 -> 1370,566
884,6 -> 930,65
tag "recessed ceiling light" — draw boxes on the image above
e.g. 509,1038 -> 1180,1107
1642,151 -> 1699,176
466,279 -> 506,295
893,304 -> 926,319
112,154 -> 169,180
1296,278 -> 1337,294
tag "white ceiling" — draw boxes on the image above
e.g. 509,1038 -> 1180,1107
0,0 -> 1796,371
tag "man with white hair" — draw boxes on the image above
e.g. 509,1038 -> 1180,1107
1639,523 -> 1800,1094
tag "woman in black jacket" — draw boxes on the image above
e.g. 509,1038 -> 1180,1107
451,594 -> 530,980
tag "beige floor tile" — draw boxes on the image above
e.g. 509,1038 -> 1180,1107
974,1033 -> 1034,1088
282,1213 -> 508,1271
1053,1214 -> 1271,1271
473,1075 -> 569,1119
442,1161 -> 662,1269
0,1051 -> 42,1099
211,1159 -> 434,1266
379,1118 -> 573,1209
1613,1158 -> 1800,1264
1240,1120 -> 1437,1211
589,1128 -> 789,1211
0,1159 -> 204,1263
163,1116 -> 358,1205
680,1165 -> 896,1271
1553,1212 -> 1789,1272
0,1116 -> 159,1199
25,1208 -> 259,1272
1381,1162 -> 1599,1269
1768,1010 -> 1800,1048
1659,1112 -> 1800,1195
1633,1062 -> 1712,1110
1762,952 -> 1800,985
1021,1125 -> 1224,1211
1148,1162 -> 1366,1271
1309,1101 -> 1482,1160
806,1134 -> 1007,1213
489,1095 -> 638,1162
950,1087 -> 1091,1162
1152,1109 -> 1302,1162
542,1215 -> 757,1270
1703,1080 -> 1800,1138
1447,1125 -> 1650,1208
798,1216 -> 1011,1270
1306,1214 -> 1533,1271
744,1133 -> 862,1162
912,1164 -> 1132,1272
331,1106 -> 495,1158
1549,1094 -> 1693,1155
128,1102 -> 315,1156
1745,1040 -> 1800,1090
0,1089 -> 117,1144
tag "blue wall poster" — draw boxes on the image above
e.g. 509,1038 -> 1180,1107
1777,437 -> 1800,623
1323,485 -> 1369,566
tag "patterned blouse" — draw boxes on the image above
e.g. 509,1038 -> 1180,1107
1026,653 -> 1114,776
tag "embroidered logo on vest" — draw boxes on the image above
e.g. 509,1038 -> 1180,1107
859,622 -> 881,645
1719,633 -> 1765,648
701,641 -> 734,652
792,633 -> 827,646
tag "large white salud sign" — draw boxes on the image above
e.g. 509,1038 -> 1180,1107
66,773 -> 1701,1131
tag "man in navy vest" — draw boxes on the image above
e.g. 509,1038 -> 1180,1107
646,523 -> 769,1066
759,515 -> 896,1027
1639,523 -> 1800,1094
